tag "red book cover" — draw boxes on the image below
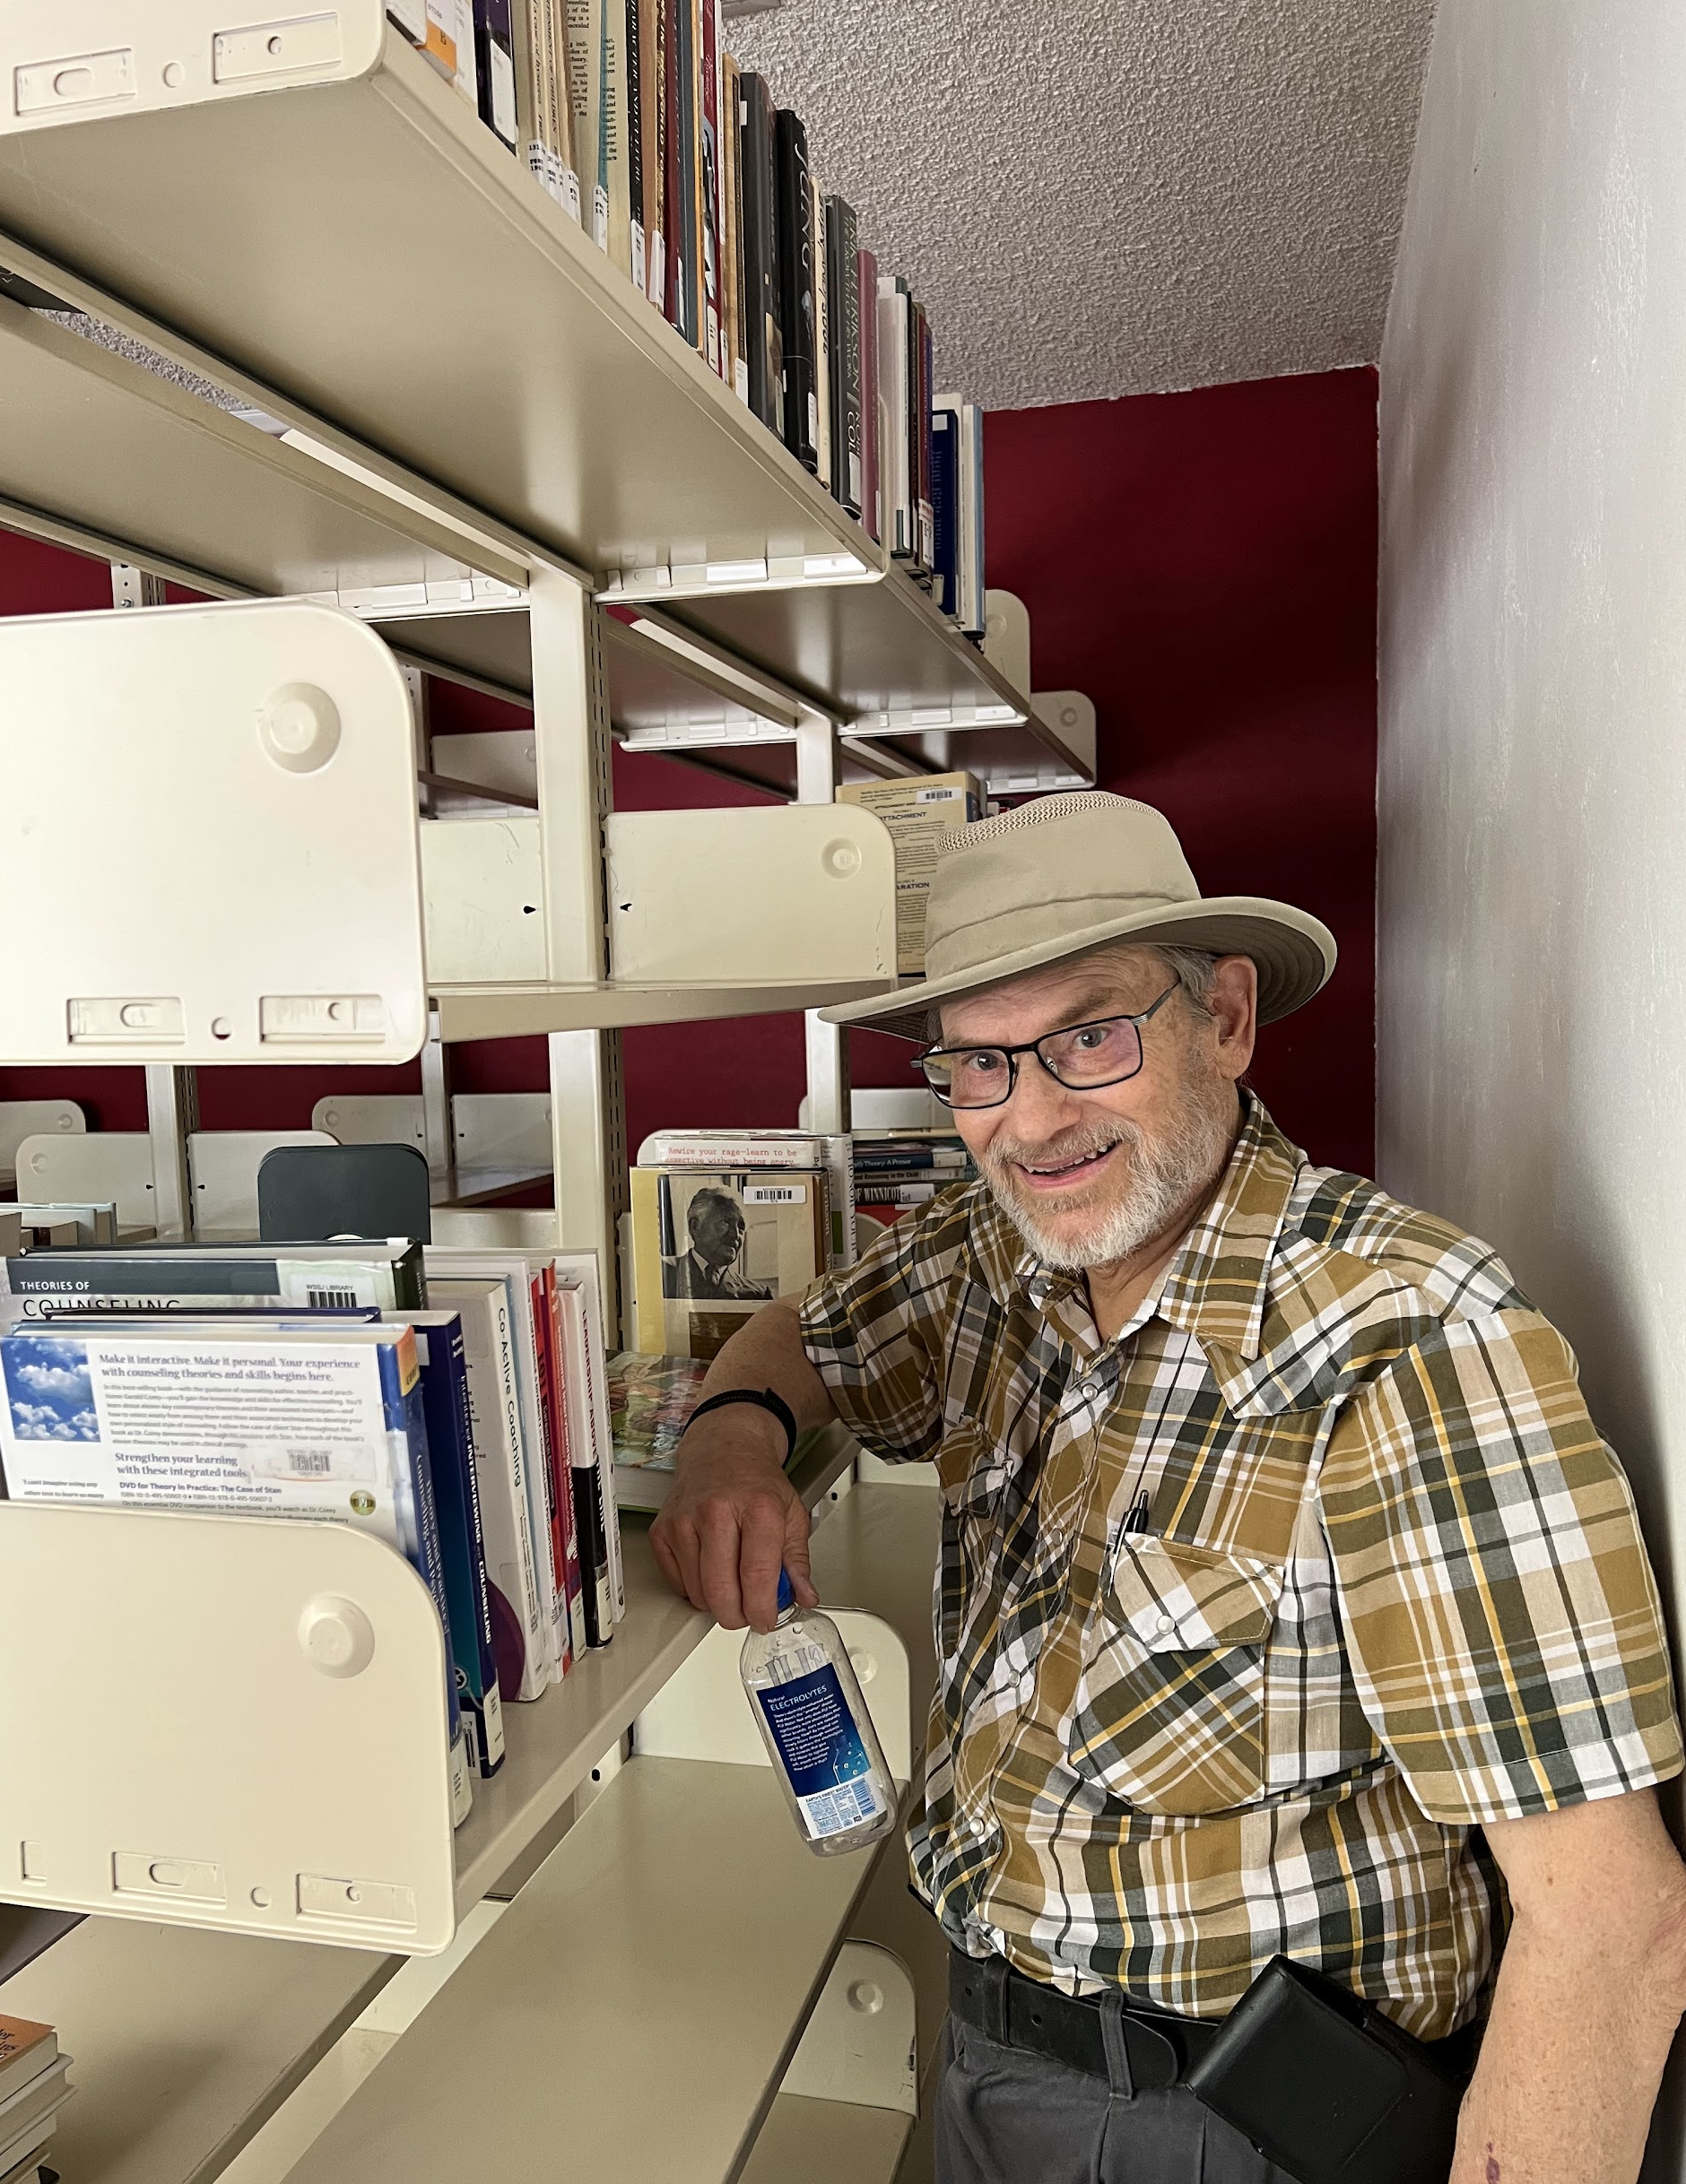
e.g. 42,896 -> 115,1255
528,1270 -> 574,1677
542,1264 -> 588,1661
857,246 -> 879,543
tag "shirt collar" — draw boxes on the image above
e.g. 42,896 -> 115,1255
964,1094 -> 1304,1366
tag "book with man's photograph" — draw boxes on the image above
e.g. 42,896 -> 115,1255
629,1166 -> 828,1358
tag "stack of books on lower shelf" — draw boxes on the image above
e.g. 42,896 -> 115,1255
853,1131 -> 976,1230
0,2015 -> 72,2184
0,1239 -> 626,1828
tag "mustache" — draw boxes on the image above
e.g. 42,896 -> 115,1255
982,1118 -> 1137,1173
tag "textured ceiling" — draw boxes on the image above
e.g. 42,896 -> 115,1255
729,0 -> 1436,410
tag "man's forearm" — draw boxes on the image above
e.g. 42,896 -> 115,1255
687,1296 -> 838,1449
1452,1897 -> 1686,2182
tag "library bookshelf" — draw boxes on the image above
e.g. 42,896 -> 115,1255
0,6 -> 1023,2177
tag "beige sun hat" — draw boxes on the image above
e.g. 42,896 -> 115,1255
821,791 -> 1336,1042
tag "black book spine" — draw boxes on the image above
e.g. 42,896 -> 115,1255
738,74 -> 782,435
474,0 -> 517,151
775,108 -> 816,472
825,195 -> 862,516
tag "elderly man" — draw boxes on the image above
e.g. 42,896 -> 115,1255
652,793 -> 1686,2184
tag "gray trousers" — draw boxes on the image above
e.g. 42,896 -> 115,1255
933,2012 -> 1296,2184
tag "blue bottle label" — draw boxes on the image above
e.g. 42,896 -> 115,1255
757,1663 -> 888,1840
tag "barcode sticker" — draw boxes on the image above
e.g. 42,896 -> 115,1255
743,1183 -> 806,1204
917,786 -> 965,802
306,1284 -> 361,1309
288,1451 -> 335,1477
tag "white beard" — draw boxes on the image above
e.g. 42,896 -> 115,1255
978,1090 -> 1235,1271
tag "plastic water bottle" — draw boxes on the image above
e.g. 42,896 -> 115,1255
740,1572 -> 898,1857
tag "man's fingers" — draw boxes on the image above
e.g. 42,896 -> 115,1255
652,1519 -> 707,1614
698,1500 -> 746,1628
740,1494 -> 791,1633
783,1501 -> 819,1608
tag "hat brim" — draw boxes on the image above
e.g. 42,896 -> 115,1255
819,897 -> 1337,1042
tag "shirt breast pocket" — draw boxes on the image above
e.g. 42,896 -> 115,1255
1069,1537 -> 1286,1816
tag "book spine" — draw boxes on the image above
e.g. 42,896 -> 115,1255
560,1280 -> 621,1639
423,0 -> 458,76
602,0 -> 630,273
681,0 -> 703,349
580,1274 -> 626,1623
567,0 -> 604,247
826,197 -> 862,517
542,1267 -> 589,1661
809,169 -> 830,491
474,0 -> 517,147
967,403 -> 986,634
643,0 -> 665,302
548,0 -> 582,214
775,109 -> 816,471
699,0 -> 722,372
876,278 -> 910,557
453,0 -> 480,107
931,403 -> 959,619
916,305 -> 935,574
528,1272 -> 575,1679
720,53 -> 747,401
737,74 -> 780,433
623,0 -> 646,291
378,1337 -> 470,1820
474,1286 -> 551,1700
511,0 -> 547,184
659,0 -> 685,334
857,246 -> 879,541
417,1322 -> 508,1775
821,1132 -> 856,1268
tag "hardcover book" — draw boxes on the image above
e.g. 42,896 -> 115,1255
809,170 -> 830,492
639,0 -> 665,301
474,0 -> 517,147
430,1274 -> 551,1701
857,245 -> 880,540
720,52 -> 747,400
825,196 -> 863,518
737,73 -> 783,433
775,109 -> 817,471
698,0 -> 723,372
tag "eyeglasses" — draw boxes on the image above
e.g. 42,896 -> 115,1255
916,984 -> 1181,1110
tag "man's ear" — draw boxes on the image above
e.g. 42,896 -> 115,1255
1207,957 -> 1257,1082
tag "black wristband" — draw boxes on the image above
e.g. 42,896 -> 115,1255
682,1387 -> 798,1464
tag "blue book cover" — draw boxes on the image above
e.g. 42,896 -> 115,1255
404,1313 -> 507,1777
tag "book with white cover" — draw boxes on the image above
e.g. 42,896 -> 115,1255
0,1321 -> 473,1821
430,1276 -> 550,1701
424,1252 -> 569,1681
638,1129 -> 826,1169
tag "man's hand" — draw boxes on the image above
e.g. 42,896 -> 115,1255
650,1405 -> 821,1633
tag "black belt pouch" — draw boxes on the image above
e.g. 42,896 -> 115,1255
1184,1956 -> 1469,2184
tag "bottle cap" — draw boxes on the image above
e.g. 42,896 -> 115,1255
777,1569 -> 795,1613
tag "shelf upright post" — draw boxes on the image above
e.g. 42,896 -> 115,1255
530,569 -> 628,1332
110,562 -> 198,1237
795,711 -> 852,1143
144,1064 -> 197,1242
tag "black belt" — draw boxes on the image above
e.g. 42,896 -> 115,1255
949,1948 -> 1218,2092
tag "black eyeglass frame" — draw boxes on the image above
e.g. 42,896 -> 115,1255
915,982 -> 1182,1110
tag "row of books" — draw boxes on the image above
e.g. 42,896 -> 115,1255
0,1240 -> 626,1825
0,2016 -> 70,2184
385,1 -> 987,631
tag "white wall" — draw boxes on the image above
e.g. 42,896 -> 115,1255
1379,14 -> 1686,2153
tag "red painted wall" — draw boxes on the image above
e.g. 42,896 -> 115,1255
0,365 -> 1377,1176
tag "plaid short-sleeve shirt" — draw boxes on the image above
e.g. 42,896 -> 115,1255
799,1098 -> 1682,2036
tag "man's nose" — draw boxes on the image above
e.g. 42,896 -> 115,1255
999,1054 -> 1088,1141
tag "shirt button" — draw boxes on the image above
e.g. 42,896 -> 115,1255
1080,1379 -> 1100,1400
1156,1614 -> 1176,1635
